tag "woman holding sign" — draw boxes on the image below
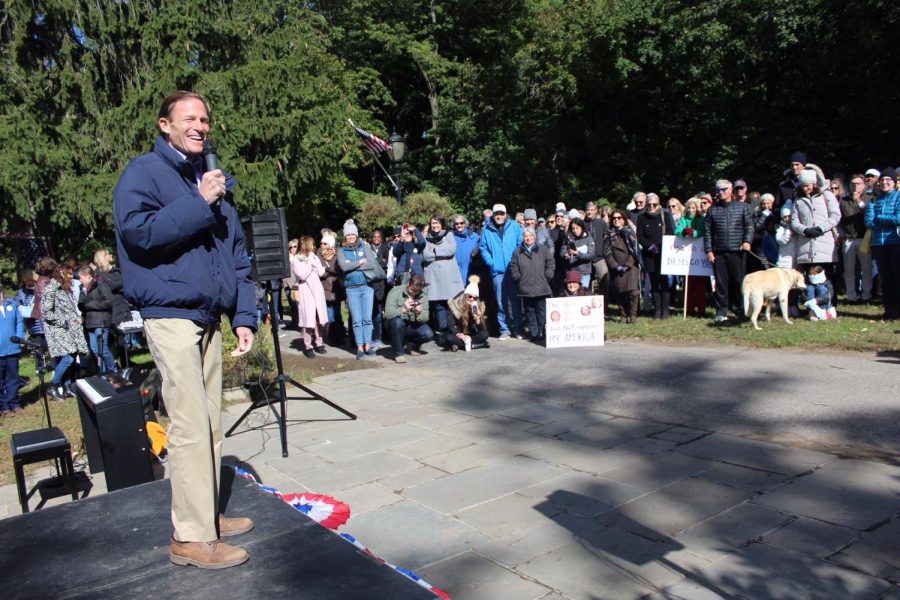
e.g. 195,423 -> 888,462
675,198 -> 708,316
604,210 -> 642,324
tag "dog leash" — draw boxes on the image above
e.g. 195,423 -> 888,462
744,248 -> 773,270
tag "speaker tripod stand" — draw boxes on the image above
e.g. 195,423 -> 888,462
225,280 -> 356,457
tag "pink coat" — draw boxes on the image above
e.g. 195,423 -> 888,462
291,254 -> 329,328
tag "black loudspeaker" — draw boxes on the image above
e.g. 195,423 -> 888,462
245,207 -> 290,282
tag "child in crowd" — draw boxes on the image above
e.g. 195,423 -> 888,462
776,203 -> 801,318
804,265 -> 837,321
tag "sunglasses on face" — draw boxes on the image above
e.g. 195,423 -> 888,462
648,203 -> 660,207
612,216 -> 624,221
734,185 -> 745,190
716,188 -> 729,192
454,221 -> 466,225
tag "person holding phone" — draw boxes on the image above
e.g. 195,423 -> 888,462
384,274 -> 433,363
392,223 -> 426,286
560,217 -> 595,289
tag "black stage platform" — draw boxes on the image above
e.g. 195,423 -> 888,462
0,470 -> 439,599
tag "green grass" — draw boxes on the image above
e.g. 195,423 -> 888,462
603,300 -> 899,352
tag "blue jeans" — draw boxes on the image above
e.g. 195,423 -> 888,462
88,327 -> 117,373
430,300 -> 450,331
51,354 -> 75,387
271,284 -> 283,321
805,283 -> 833,309
388,318 -> 434,355
0,354 -> 22,411
345,285 -> 374,346
522,296 -> 548,339
492,272 -> 523,335
372,298 -> 384,343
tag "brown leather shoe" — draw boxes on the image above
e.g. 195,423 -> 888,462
170,538 -> 249,569
219,514 -> 254,537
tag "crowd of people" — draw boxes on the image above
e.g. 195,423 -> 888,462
2,152 -> 898,416
265,151 -> 898,364
0,249 -> 141,416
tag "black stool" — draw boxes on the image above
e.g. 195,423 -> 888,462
11,427 -> 79,513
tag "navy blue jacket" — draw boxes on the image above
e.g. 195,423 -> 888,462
113,136 -> 257,331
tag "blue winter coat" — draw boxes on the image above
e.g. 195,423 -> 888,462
392,229 -> 426,279
0,298 -> 26,357
113,136 -> 257,331
453,228 -> 480,280
865,190 -> 900,247
479,219 -> 523,276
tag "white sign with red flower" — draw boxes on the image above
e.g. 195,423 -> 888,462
545,296 -> 605,348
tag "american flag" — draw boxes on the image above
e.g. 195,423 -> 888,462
352,123 -> 391,155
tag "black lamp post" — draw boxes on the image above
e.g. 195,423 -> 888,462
388,131 -> 406,204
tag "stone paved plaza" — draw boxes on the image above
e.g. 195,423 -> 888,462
4,335 -> 900,599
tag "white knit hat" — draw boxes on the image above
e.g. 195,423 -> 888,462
321,234 -> 336,247
798,169 -> 818,185
464,275 -> 480,297
343,219 -> 359,237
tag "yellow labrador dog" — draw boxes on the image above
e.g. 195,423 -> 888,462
742,268 -> 807,330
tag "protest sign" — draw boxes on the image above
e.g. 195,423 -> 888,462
545,296 -> 605,348
660,235 -> 713,276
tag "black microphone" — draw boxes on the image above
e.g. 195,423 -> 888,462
202,139 -> 219,172
10,336 -> 43,350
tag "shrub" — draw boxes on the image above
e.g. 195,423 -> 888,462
221,315 -> 276,389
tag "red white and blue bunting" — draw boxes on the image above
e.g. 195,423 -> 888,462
231,465 -> 450,599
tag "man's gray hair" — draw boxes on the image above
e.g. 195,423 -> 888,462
452,213 -> 468,225
715,179 -> 732,189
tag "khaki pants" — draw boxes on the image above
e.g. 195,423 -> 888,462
144,318 -> 223,542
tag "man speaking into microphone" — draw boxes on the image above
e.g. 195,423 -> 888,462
113,90 -> 256,569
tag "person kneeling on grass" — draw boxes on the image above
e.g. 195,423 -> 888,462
384,274 -> 433,364
439,276 -> 490,352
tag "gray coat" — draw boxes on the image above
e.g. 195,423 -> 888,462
509,244 -> 554,297
423,231 -> 464,301
790,191 -> 841,264
41,279 -> 89,358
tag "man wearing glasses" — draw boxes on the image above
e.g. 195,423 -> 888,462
863,169 -> 880,197
704,180 -> 754,323
697,193 -> 713,216
734,179 -> 749,204
839,174 -> 873,303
